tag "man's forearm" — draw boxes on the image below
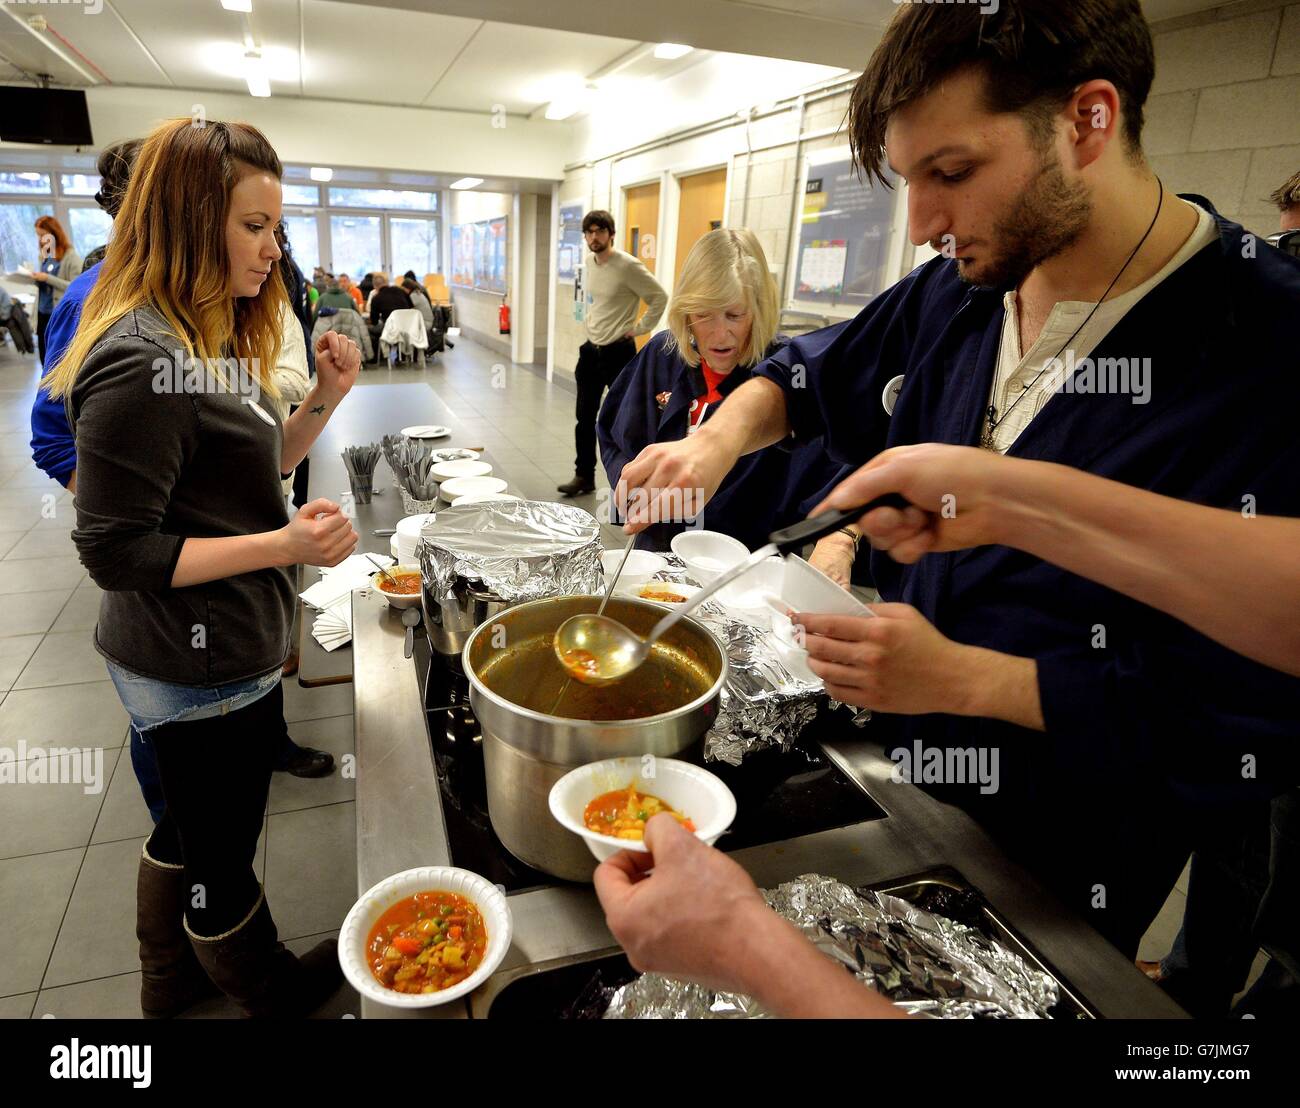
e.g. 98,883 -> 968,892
954,646 -> 1045,731
281,385 -> 341,473
738,909 -> 907,1019
992,461 -> 1300,678
693,376 -> 791,461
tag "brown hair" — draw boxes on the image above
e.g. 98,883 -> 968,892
848,0 -> 1156,187
95,138 -> 143,218
43,118 -> 286,402
582,210 -> 615,235
34,215 -> 71,260
1270,170 -> 1300,212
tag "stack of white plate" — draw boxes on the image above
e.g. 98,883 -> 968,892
394,512 -> 437,564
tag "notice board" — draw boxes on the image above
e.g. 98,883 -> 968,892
450,216 -> 509,293
790,152 -> 901,313
557,202 -> 584,282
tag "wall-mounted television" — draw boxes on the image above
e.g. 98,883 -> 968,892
0,88 -> 93,146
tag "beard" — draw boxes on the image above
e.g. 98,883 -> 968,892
955,155 -> 1092,289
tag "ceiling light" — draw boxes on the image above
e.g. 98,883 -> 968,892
449,177 -> 483,190
653,43 -> 693,60
221,1 -> 253,12
243,52 -> 270,98
309,166 -> 333,182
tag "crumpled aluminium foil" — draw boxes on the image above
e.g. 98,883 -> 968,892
651,555 -> 824,765
604,873 -> 1060,1019
418,500 -> 602,603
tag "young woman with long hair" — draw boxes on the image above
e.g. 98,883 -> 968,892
32,214 -> 82,366
43,118 -> 362,1018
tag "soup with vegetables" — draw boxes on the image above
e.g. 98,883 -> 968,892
584,782 -> 695,841
366,891 -> 487,994
376,572 -> 421,595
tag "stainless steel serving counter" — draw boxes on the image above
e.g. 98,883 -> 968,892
351,585 -> 1188,1020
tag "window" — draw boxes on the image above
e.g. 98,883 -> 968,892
281,213 -> 321,277
329,214 -> 383,280
329,187 -> 436,212
0,202 -> 47,273
0,172 -> 52,195
67,206 -> 113,258
389,217 -> 440,279
60,174 -> 101,197
282,184 -> 319,206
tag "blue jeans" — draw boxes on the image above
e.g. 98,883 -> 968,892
107,661 -> 283,824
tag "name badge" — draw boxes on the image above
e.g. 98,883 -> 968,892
247,401 -> 276,427
882,375 -> 904,415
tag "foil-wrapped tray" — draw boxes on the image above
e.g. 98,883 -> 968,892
418,500 -> 603,603
603,872 -> 1070,1019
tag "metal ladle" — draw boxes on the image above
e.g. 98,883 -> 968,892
553,497 -> 908,686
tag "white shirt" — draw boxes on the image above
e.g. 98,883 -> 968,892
983,200 -> 1218,453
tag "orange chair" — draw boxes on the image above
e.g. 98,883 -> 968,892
423,273 -> 451,307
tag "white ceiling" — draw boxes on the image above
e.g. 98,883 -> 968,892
0,0 -> 1250,116
0,0 -> 646,114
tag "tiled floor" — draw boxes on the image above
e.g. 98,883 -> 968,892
0,331 -> 1263,1016
0,331 -> 603,1019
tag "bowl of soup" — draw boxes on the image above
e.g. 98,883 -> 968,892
549,756 -> 736,862
371,564 -> 423,609
463,595 -> 727,881
338,866 -> 512,1009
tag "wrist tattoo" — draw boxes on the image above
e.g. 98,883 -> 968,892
310,403 -> 327,415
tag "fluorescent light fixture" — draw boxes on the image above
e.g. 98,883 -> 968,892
243,51 -> 270,98
221,0 -> 253,12
309,166 -> 333,182
449,177 -> 483,190
545,96 -> 584,120
654,43 -> 693,60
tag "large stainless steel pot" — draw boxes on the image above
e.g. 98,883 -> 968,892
421,576 -> 509,662
464,595 -> 727,882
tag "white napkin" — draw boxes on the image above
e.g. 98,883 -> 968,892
302,552 -> 395,651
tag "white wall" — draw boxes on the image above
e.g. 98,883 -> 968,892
71,85 -> 572,182
446,189 -> 511,359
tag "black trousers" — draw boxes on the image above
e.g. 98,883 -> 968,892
145,683 -> 284,938
573,337 -> 637,478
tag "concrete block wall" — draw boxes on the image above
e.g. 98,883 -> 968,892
548,1 -> 1300,374
1146,1 -> 1300,232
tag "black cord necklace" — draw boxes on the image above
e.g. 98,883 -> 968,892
981,176 -> 1166,450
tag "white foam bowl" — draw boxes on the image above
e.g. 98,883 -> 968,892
337,866 -> 512,1010
619,581 -> 702,608
775,555 -> 873,617
430,459 -> 493,482
772,612 -> 822,686
549,757 -> 736,863
670,530 -> 749,584
371,563 -> 422,609
440,476 -> 508,501
429,448 -> 481,464
716,555 -> 785,627
601,548 -> 666,587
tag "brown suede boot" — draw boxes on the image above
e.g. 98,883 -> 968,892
137,847 -> 221,1018
185,890 -> 342,1018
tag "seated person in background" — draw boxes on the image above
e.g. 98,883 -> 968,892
597,228 -> 856,582
402,276 -> 435,330
316,274 -> 359,314
339,272 -> 364,309
367,272 -> 413,345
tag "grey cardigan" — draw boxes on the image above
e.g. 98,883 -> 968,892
67,306 -> 294,686
42,248 -> 83,310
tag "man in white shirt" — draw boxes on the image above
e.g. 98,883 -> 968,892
557,210 -> 667,496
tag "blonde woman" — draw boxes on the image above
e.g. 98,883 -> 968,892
43,118 -> 361,1018
598,228 -> 856,582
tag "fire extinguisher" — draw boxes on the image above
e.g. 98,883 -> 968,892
498,299 -> 511,335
